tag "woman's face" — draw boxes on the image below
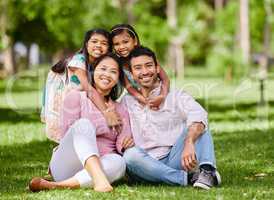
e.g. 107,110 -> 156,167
112,31 -> 137,58
93,57 -> 119,96
86,33 -> 109,59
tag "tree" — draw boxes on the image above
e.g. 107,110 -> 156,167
167,0 -> 183,77
0,0 -> 16,75
239,0 -> 250,64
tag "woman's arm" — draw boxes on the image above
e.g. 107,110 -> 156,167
115,104 -> 134,154
60,91 -> 81,135
70,67 -> 122,127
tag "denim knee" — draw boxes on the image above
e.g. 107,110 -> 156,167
123,147 -> 144,166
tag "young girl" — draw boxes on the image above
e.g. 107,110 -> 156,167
52,29 -> 121,130
29,53 -> 134,192
110,24 -> 170,109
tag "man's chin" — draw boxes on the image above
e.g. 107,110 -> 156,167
139,82 -> 154,88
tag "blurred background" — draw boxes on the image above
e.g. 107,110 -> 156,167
0,0 -> 273,79
1,1 -> 274,199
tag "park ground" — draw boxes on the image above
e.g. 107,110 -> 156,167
0,67 -> 273,200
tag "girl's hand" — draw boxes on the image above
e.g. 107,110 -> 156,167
103,108 -> 122,129
136,94 -> 148,106
148,95 -> 165,110
122,137 -> 135,150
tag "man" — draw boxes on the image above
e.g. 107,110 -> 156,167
121,46 -> 221,190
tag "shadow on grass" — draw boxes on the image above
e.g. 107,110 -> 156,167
0,108 -> 40,123
1,128 -> 273,195
197,99 -> 274,112
0,140 -> 55,194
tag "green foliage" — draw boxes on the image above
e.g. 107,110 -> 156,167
1,0 -> 274,79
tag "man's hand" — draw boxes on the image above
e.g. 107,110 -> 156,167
122,137 -> 135,150
181,138 -> 197,171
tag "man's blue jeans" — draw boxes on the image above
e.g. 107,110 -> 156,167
123,129 -> 216,186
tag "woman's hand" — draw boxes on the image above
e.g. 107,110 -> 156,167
103,108 -> 122,128
148,95 -> 165,110
122,137 -> 135,150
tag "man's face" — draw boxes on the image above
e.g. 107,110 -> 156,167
130,55 -> 159,89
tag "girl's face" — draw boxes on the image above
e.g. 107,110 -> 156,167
93,57 -> 119,96
86,33 -> 109,59
112,31 -> 137,58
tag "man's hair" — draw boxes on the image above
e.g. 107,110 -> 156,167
128,46 -> 157,70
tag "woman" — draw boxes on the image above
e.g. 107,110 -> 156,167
30,53 -> 134,192
52,29 -> 122,133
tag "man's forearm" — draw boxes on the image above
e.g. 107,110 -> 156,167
184,122 -> 205,144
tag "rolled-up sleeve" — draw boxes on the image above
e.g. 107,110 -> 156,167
177,91 -> 208,130
60,90 -> 81,135
115,103 -> 133,154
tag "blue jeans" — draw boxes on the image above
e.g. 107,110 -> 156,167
123,129 -> 216,186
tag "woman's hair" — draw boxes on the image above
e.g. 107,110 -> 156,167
110,24 -> 140,46
92,53 -> 124,101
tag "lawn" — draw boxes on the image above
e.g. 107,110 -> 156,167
0,67 -> 273,200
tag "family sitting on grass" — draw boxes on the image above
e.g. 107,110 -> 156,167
29,24 -> 221,192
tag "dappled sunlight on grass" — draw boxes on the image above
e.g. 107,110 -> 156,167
0,70 -> 273,199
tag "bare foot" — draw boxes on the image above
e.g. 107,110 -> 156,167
29,177 -> 55,192
94,184 -> 113,192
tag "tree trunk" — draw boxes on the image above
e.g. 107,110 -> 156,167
0,0 -> 16,75
167,0 -> 183,78
214,0 -> 224,10
26,44 -> 31,69
239,0 -> 250,64
118,0 -> 137,24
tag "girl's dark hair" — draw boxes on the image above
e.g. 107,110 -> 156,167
79,28 -> 112,71
51,29 -> 111,74
92,53 -> 124,101
110,24 -> 140,46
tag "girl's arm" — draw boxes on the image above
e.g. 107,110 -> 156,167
158,65 -> 170,97
148,66 -> 170,109
124,74 -> 147,105
70,67 -> 122,127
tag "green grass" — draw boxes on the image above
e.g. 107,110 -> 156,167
0,68 -> 273,199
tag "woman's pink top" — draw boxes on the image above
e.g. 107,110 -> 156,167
60,90 -> 132,156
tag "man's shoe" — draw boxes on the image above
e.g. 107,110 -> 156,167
188,169 -> 200,185
193,169 -> 221,190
